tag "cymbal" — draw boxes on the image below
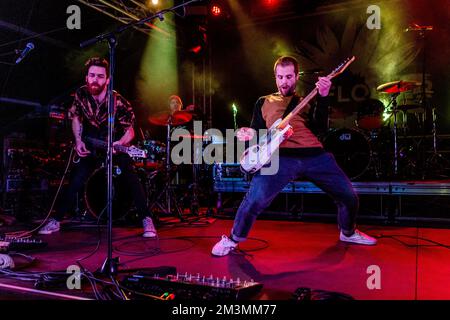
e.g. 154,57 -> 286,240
377,80 -> 420,94
148,110 -> 192,126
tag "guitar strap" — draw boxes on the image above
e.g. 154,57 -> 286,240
281,95 -> 301,119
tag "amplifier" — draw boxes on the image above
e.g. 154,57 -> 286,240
5,178 -> 48,192
122,272 -> 263,300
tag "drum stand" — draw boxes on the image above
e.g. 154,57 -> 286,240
188,138 -> 203,216
148,118 -> 184,221
423,106 -> 449,178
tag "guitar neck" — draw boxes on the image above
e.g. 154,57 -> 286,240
86,137 -> 128,153
275,56 -> 356,131
276,87 -> 318,130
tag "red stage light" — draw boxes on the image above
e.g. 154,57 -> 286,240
189,45 -> 202,54
211,5 -> 222,16
263,0 -> 278,7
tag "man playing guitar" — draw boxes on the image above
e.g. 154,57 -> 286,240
212,56 -> 377,256
39,57 -> 157,238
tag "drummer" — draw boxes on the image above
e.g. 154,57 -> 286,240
167,94 -> 194,134
169,95 -> 183,114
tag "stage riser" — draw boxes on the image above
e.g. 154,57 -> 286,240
213,163 -> 450,196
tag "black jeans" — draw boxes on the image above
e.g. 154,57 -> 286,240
54,153 -> 150,221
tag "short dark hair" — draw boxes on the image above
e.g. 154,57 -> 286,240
85,57 -> 109,77
273,56 -> 299,76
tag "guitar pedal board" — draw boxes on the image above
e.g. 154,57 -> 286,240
121,272 -> 263,300
0,236 -> 47,252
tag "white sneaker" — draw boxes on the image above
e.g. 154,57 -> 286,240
211,235 -> 238,256
38,218 -> 60,235
142,217 -> 157,238
340,229 -> 377,245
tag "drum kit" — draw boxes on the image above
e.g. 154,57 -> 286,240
324,79 -> 445,180
82,109 -> 220,221
140,110 -> 210,218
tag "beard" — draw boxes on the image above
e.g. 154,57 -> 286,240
87,82 -> 106,95
279,84 -> 295,97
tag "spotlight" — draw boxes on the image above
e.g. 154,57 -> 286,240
263,0 -> 278,7
211,5 -> 222,17
151,0 -> 158,5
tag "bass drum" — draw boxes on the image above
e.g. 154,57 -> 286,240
84,167 -> 133,220
322,128 -> 372,180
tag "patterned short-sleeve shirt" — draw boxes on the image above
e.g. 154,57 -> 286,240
69,85 -> 135,139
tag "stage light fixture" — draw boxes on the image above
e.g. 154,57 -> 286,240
211,4 -> 222,17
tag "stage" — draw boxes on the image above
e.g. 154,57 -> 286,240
1,213 -> 450,300
1,0 -> 450,304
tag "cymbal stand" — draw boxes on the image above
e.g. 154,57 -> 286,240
148,117 -> 184,221
423,105 -> 449,178
390,92 -> 400,176
189,140 -> 201,215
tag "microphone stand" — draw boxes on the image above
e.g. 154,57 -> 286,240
0,50 -> 18,65
79,0 -> 201,281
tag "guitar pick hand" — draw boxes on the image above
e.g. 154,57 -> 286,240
75,141 -> 91,157
283,127 -> 294,139
236,127 -> 256,142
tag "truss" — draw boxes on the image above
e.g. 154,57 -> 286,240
76,0 -> 173,36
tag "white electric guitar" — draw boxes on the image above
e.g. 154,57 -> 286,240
240,56 -> 356,174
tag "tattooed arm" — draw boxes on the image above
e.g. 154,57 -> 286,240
72,115 -> 91,157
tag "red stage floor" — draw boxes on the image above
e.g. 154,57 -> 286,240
1,215 -> 450,300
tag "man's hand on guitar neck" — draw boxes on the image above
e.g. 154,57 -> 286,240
316,76 -> 332,97
75,140 -> 91,157
112,140 -> 127,154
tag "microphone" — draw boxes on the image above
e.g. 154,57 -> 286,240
15,42 -> 35,64
404,24 -> 433,32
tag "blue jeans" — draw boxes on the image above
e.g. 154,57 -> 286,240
231,152 -> 358,241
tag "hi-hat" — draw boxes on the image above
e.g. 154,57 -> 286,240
148,110 -> 192,126
377,80 -> 420,94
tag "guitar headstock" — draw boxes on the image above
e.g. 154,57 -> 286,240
127,146 -> 147,159
328,56 -> 355,79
